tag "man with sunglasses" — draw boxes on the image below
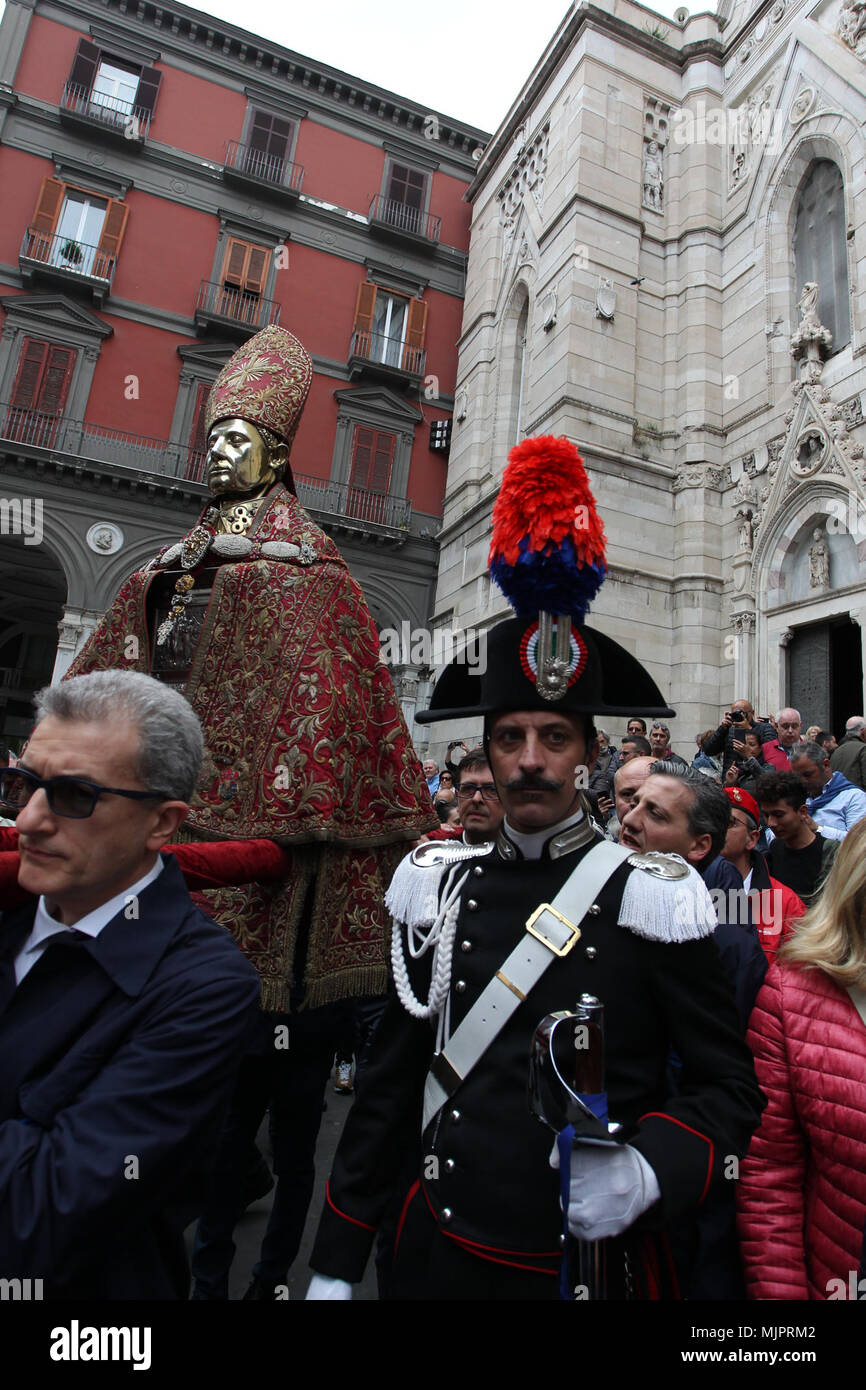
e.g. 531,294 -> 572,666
0,670 -> 259,1299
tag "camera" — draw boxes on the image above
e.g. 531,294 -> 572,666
729,711 -> 746,723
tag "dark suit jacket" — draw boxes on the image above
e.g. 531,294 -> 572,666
0,853 -> 260,1299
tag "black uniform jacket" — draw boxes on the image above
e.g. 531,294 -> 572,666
0,853 -> 260,1298
311,835 -> 766,1284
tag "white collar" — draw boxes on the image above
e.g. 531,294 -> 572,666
501,806 -> 586,861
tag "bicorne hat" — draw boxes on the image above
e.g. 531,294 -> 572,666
416,435 -> 674,724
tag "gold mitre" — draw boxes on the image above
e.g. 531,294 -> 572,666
205,325 -> 313,451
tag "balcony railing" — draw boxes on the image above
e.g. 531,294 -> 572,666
195,280 -> 281,333
0,405 -> 412,531
0,405 -> 194,475
294,473 -> 411,530
60,82 -> 152,140
368,194 -> 440,245
349,329 -> 425,379
223,140 -> 303,194
20,227 -> 116,291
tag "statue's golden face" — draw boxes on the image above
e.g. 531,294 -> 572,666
206,418 -> 277,498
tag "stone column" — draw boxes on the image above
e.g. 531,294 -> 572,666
51,607 -> 101,682
731,611 -> 756,704
394,666 -> 421,732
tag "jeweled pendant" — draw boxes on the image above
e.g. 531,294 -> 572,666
180,524 -> 214,570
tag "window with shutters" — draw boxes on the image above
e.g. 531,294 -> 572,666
62,39 -> 161,136
793,160 -> 851,354
216,239 -> 270,325
21,178 -> 129,290
348,426 -> 396,522
3,339 -> 76,448
244,109 -> 295,184
384,162 -> 427,235
350,283 -> 427,376
185,381 -> 211,482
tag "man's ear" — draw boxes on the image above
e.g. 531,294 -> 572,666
145,802 -> 190,851
685,833 -> 713,866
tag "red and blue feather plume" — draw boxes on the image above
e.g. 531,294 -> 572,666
488,435 -> 607,620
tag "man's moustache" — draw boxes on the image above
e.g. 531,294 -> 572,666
503,776 -> 563,792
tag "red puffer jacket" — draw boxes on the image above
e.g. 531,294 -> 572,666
736,962 -> 866,1299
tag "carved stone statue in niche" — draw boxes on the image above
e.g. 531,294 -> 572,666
737,508 -> 754,552
799,283 -> 820,331
643,140 -> 663,211
808,528 -> 830,590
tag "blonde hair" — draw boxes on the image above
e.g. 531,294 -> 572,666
778,817 -> 866,987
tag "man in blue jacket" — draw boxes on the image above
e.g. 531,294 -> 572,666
790,738 -> 866,839
0,671 -> 259,1299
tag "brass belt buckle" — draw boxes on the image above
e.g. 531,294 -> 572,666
525,904 -> 581,957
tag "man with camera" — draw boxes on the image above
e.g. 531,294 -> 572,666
703,700 -> 775,777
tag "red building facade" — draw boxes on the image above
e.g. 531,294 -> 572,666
0,0 -> 486,742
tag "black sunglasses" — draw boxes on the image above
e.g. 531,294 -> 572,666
0,767 -> 165,820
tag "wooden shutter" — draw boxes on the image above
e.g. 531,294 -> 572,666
369,431 -> 394,492
352,281 -> 377,335
31,178 -> 65,235
10,340 -> 49,410
7,340 -> 75,446
135,66 -> 162,116
220,239 -> 268,291
402,298 -> 427,372
350,427 -> 394,492
222,238 -> 249,288
94,198 -> 128,278
244,246 -> 268,294
68,38 -> 100,92
184,381 -> 210,480
39,346 -> 76,414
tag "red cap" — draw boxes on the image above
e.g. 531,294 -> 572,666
724,785 -> 760,827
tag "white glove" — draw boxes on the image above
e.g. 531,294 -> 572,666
305,1273 -> 353,1300
550,1141 -> 660,1240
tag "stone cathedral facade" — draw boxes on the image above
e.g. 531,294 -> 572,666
420,0 -> 866,752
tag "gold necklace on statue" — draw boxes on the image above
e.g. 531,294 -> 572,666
155,497 -> 266,646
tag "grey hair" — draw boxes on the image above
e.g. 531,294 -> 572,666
647,762 -> 731,868
34,671 -> 203,801
790,739 -> 829,769
846,716 -> 866,733
650,723 -> 671,736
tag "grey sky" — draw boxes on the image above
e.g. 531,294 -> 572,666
163,0 -> 687,133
